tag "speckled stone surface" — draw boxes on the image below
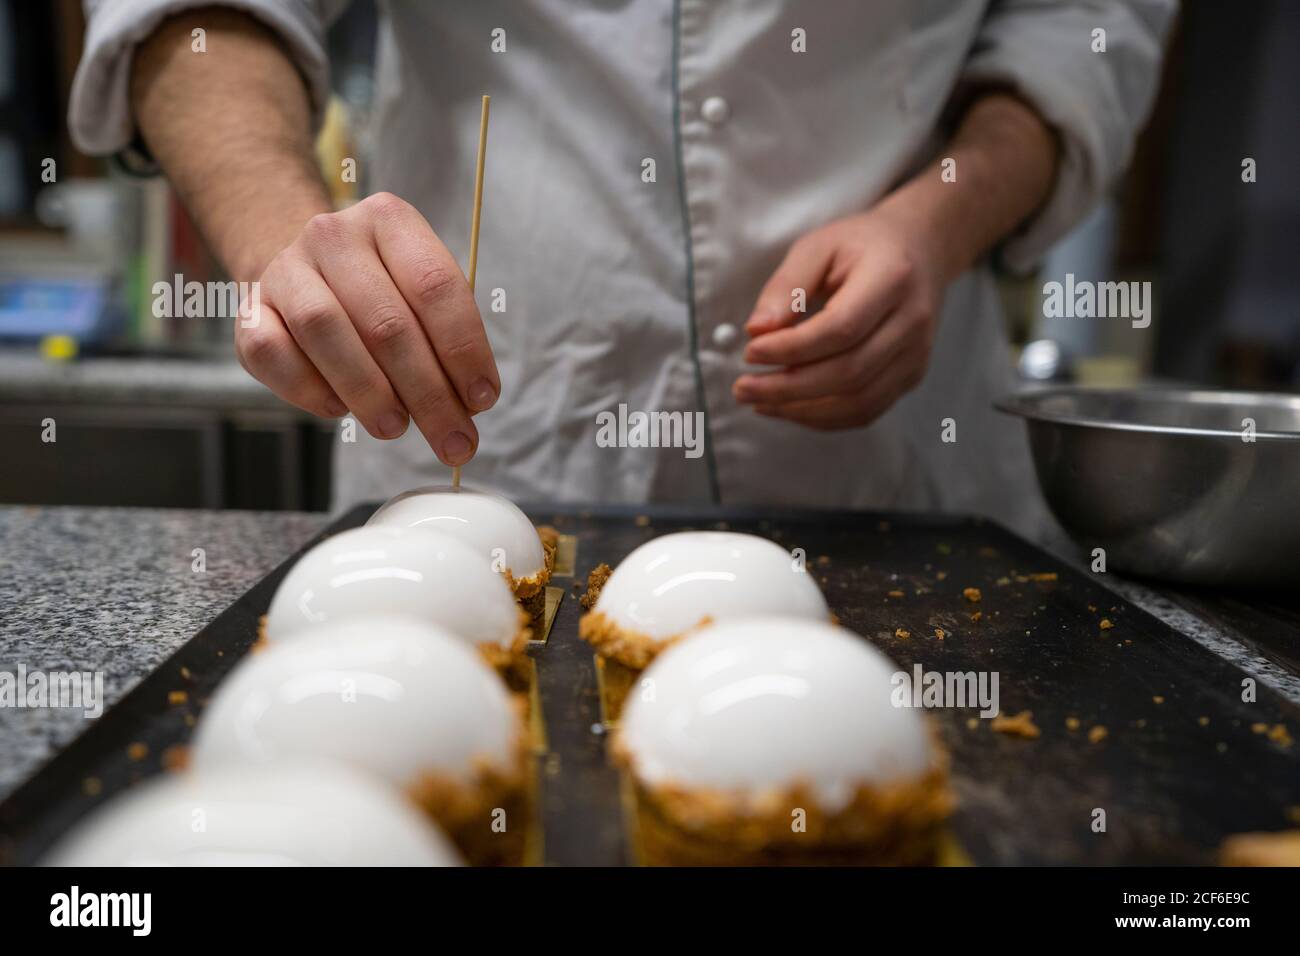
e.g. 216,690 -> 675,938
0,506 -> 326,800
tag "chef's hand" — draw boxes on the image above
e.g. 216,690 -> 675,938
733,200 -> 945,431
234,192 -> 499,466
733,92 -> 1060,431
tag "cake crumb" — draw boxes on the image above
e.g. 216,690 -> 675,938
965,717 -> 979,730
969,610 -> 983,622
1198,716 -> 1210,727
996,576 -> 1011,586
936,570 -> 948,581
962,587 -> 982,603
634,514 -> 650,528
887,589 -> 905,599
934,628 -> 946,640
167,690 -> 188,706
1088,725 -> 1108,744
1152,695 -> 1165,705
161,745 -> 190,772
1099,618 -> 1114,630
816,555 -> 831,568
1065,716 -> 1081,731
894,628 -> 910,639
126,742 -> 148,762
580,563 -> 612,609
1251,722 -> 1269,735
1268,724 -> 1293,747
1220,830 -> 1300,867
179,666 -> 192,681
991,710 -> 1040,739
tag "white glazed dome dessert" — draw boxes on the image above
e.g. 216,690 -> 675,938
367,484 -> 556,621
191,617 -> 529,865
580,531 -> 830,668
43,763 -> 462,866
263,524 -> 529,674
615,616 -> 951,865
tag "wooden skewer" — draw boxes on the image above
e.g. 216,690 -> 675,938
452,93 -> 491,490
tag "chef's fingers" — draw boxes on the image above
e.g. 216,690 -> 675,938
746,232 -> 835,336
733,309 -> 914,406
752,347 -> 922,431
234,299 -> 346,418
272,251 -> 410,440
313,241 -> 478,466
744,253 -> 910,367
363,193 -> 501,414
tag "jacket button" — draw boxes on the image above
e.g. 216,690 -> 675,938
712,323 -> 739,348
701,96 -> 730,125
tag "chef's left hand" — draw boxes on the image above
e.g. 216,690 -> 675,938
733,200 -> 948,431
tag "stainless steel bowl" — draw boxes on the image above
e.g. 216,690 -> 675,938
996,386 -> 1300,589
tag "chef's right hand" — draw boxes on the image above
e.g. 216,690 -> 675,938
234,192 -> 499,466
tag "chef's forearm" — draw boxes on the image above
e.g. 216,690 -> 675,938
882,92 -> 1059,284
129,7 -> 333,282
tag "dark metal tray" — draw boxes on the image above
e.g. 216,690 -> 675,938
3,504 -> 1297,865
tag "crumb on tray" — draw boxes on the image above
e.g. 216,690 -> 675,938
991,710 -> 1040,739
1220,829 -> 1300,867
161,744 -> 190,772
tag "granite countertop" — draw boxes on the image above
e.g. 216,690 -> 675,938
0,506 -> 327,800
0,350 -> 300,412
1,504 -> 1297,805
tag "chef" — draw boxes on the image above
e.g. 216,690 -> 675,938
69,1 -> 1174,539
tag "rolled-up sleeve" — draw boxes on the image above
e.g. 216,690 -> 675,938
958,0 -> 1177,272
70,0 -> 348,157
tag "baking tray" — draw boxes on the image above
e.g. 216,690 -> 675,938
2,504 -> 1297,865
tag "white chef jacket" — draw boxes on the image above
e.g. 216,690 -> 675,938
71,0 -> 1174,541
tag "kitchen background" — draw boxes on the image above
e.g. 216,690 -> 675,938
1,0 -> 1297,512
